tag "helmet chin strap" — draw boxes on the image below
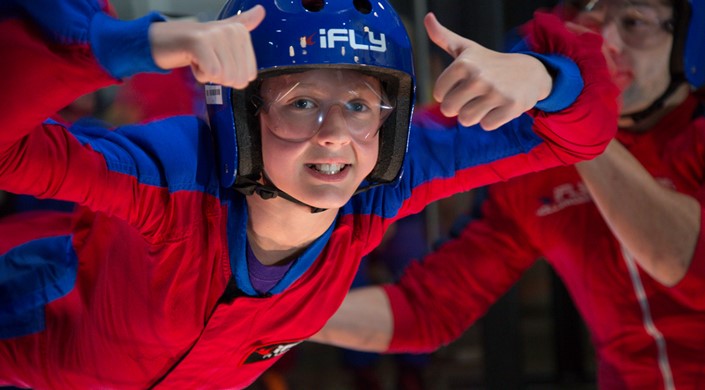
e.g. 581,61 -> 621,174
620,76 -> 685,124
233,172 -> 388,214
233,173 -> 328,214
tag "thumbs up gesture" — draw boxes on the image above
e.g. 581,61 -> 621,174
149,5 -> 266,90
425,13 -> 553,130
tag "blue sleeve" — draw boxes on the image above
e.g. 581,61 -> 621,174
69,116 -> 220,194
511,39 -> 584,113
91,12 -> 167,78
5,0 -> 167,78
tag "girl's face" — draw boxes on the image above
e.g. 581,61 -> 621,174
258,69 -> 391,210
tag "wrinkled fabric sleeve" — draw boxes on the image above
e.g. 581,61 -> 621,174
381,12 -> 618,227
1,1 -> 165,140
0,3 -> 216,240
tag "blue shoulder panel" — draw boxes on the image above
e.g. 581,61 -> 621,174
345,114 -> 541,219
70,116 -> 221,197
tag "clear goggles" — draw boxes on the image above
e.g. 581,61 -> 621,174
254,77 -> 394,143
574,0 -> 674,49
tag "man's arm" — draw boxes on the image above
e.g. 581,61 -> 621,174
315,182 -> 541,352
310,286 -> 393,351
576,140 -> 701,286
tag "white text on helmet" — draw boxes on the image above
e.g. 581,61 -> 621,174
319,29 -> 387,52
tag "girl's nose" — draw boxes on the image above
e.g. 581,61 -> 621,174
315,105 -> 352,145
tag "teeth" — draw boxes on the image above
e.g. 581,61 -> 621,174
312,163 -> 346,175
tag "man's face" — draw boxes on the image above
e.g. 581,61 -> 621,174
257,69 -> 390,209
575,0 -> 675,115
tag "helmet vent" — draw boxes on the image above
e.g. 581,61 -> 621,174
301,0 -> 325,12
353,0 -> 372,14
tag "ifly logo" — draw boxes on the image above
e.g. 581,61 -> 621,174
319,28 -> 387,52
244,341 -> 303,364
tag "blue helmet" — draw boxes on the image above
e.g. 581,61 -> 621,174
639,0 -> 705,122
681,0 -> 704,88
206,0 -> 415,189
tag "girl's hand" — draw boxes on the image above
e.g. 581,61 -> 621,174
149,5 -> 265,90
426,13 -> 553,130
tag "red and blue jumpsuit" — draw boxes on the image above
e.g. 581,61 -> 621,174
0,1 -> 617,388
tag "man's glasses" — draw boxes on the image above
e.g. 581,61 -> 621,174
573,0 -> 674,49
255,80 -> 394,143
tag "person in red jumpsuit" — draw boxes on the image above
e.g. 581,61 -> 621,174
314,0 -> 705,388
0,0 -> 618,388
